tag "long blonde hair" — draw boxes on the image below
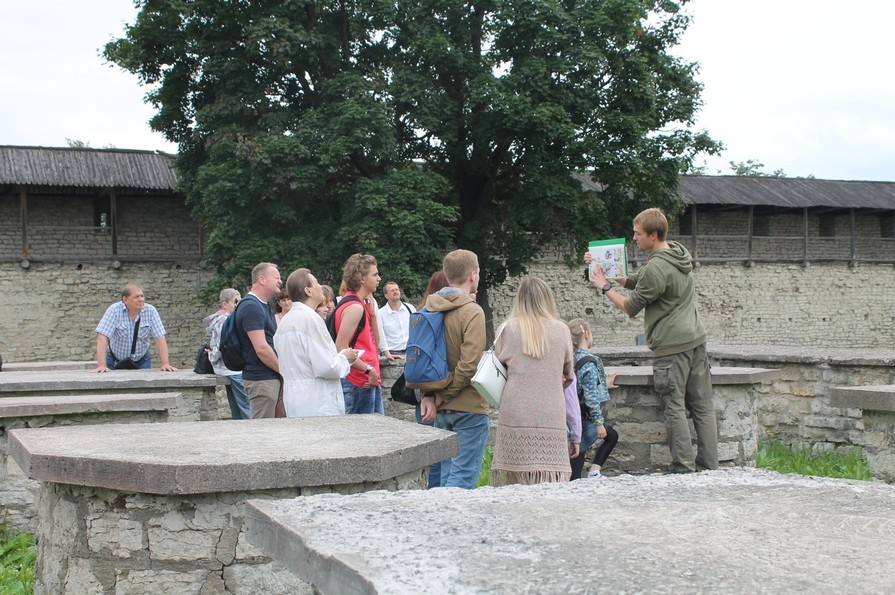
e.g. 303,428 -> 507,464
501,276 -> 559,359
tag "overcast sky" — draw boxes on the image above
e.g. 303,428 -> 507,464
2,0 -> 893,181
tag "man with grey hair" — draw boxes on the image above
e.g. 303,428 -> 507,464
94,283 -> 178,372
205,288 -> 250,419
234,263 -> 282,418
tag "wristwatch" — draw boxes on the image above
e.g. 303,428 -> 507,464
601,283 -> 612,294
364,364 -> 374,374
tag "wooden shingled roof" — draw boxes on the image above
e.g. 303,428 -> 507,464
677,175 -> 895,210
0,145 -> 177,191
574,172 -> 895,210
2,146 -> 893,210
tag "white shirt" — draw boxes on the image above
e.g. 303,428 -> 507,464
377,301 -> 416,351
273,301 -> 350,417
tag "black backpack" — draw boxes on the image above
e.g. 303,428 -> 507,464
219,299 -> 247,371
574,355 -> 601,420
193,344 -> 214,374
325,295 -> 365,347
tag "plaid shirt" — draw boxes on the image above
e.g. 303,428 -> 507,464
95,302 -> 166,361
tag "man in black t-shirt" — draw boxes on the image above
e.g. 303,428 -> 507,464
235,262 -> 282,418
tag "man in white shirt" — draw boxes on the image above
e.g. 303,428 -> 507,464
377,281 -> 416,360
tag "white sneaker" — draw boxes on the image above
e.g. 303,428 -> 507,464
587,469 -> 606,480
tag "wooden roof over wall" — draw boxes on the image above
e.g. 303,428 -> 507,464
2,146 -> 893,210
0,145 -> 177,191
677,175 -> 895,210
574,173 -> 895,210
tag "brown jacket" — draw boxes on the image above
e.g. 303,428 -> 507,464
424,289 -> 489,414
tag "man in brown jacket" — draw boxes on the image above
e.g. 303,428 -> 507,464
420,249 -> 489,488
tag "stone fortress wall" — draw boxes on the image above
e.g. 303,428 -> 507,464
1,192 -> 893,364
488,259 -> 895,350
1,258 -> 892,367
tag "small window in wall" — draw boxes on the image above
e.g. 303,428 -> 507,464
881,212 -> 895,239
752,213 -> 770,236
93,196 -> 111,232
678,207 -> 693,236
819,214 -> 837,237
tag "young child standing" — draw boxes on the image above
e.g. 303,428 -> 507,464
567,318 -> 619,479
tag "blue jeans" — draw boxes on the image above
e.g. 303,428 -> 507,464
415,404 -> 442,489
435,411 -> 490,489
106,351 -> 150,369
226,374 -> 251,420
581,419 -> 598,452
341,380 -> 384,415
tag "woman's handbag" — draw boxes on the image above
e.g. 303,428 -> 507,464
471,329 -> 507,408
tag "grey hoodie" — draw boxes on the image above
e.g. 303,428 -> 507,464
623,241 -> 707,356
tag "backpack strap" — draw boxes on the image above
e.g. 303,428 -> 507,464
337,295 -> 366,348
574,355 -> 601,383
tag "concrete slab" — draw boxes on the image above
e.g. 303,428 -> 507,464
0,369 -> 226,394
0,392 -> 182,418
830,384 -> 895,412
8,415 -> 457,495
245,468 -> 895,594
0,361 -> 96,372
611,365 -> 780,386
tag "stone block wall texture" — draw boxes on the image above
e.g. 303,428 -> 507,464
33,468 -> 426,594
0,410 -> 168,533
708,351 -> 895,482
0,261 -> 214,368
487,261 -> 895,350
1,194 -> 200,260
598,383 -> 757,473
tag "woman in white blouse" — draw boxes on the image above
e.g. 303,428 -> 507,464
274,268 -> 359,417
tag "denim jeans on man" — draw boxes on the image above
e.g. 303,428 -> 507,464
341,379 -> 384,414
415,403 -> 441,488
436,410 -> 490,489
105,351 -> 151,370
226,374 -> 251,420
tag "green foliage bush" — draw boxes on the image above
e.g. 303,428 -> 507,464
0,525 -> 35,595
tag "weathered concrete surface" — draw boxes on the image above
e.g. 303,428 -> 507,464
830,384 -> 895,412
9,415 -> 457,494
246,468 -> 895,594
0,369 -> 228,421
0,369 -> 225,394
0,392 -> 181,418
609,365 -> 780,386
0,361 -> 96,372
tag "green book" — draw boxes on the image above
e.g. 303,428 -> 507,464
588,238 -> 629,279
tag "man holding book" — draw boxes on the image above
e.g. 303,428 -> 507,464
587,207 -> 718,474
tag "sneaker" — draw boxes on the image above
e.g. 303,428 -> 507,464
587,469 -> 606,480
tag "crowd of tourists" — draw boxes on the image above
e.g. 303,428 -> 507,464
91,207 -> 719,483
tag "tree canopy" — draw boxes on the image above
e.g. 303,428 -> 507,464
105,0 -> 718,304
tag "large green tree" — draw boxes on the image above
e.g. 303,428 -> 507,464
105,0 -> 717,309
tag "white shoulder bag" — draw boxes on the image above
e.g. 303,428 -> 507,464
471,326 -> 507,408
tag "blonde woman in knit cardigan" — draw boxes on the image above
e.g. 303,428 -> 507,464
490,276 -> 578,485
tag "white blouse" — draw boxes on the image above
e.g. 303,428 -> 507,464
274,301 -> 350,417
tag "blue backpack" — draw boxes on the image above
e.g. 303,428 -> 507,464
404,308 -> 453,391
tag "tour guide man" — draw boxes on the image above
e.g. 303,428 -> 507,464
93,283 -> 178,372
587,207 -> 718,473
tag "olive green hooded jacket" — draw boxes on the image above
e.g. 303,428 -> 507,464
622,241 -> 707,357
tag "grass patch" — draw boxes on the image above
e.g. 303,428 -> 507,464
476,446 -> 494,488
0,525 -> 35,595
757,440 -> 873,481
